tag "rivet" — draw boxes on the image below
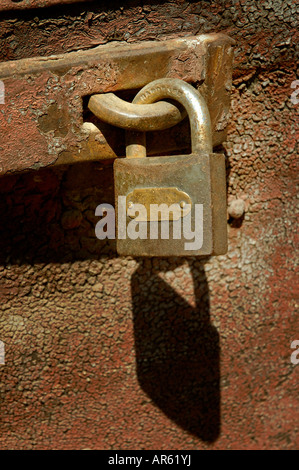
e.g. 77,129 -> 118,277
228,199 -> 246,219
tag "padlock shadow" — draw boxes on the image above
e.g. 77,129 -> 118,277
131,258 -> 220,443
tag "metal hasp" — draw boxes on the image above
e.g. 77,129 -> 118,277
0,34 -> 234,175
114,78 -> 227,257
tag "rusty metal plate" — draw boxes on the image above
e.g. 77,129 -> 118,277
0,34 -> 234,175
0,0 -> 92,12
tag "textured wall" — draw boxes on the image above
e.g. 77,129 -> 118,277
0,0 -> 298,449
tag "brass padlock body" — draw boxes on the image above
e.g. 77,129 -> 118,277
114,152 -> 227,257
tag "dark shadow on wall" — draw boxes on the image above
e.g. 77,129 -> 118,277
0,163 -> 117,266
0,162 -> 221,443
131,258 -> 220,443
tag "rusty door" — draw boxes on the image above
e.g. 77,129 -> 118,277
0,0 -> 298,450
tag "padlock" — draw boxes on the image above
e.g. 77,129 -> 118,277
114,78 -> 227,257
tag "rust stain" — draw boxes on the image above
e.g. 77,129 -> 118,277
0,0 -> 93,12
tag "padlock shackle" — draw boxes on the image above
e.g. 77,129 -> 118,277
126,78 -> 213,158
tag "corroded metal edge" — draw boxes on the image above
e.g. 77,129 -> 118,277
0,0 -> 91,12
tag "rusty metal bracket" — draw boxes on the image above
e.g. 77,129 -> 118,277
0,34 -> 234,175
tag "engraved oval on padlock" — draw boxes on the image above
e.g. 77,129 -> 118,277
114,78 -> 227,257
126,187 -> 192,222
